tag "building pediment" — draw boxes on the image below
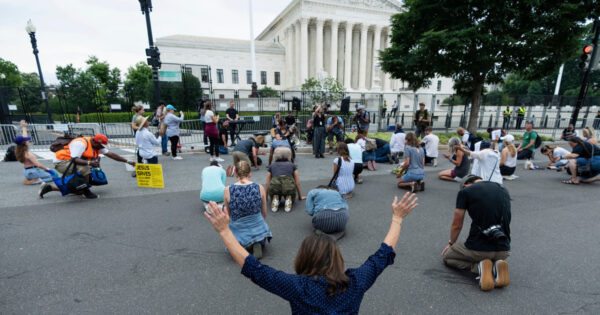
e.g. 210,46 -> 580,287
313,0 -> 403,11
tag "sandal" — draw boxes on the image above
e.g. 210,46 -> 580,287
561,179 -> 580,185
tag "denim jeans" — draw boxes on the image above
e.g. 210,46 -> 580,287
161,134 -> 168,153
24,167 -> 54,183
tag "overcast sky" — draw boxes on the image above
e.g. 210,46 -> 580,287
0,0 -> 291,83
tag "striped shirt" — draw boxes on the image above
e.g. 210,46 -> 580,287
333,157 -> 355,194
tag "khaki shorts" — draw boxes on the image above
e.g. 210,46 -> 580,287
55,160 -> 91,177
232,151 -> 252,167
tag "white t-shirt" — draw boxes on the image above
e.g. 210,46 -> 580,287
53,140 -> 109,163
469,149 -> 503,184
421,134 -> 439,158
553,147 -> 570,160
204,110 -> 214,123
462,132 -> 471,147
356,138 -> 366,152
347,143 -> 363,164
390,132 -> 406,153
491,129 -> 503,141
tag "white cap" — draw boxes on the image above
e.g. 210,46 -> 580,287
500,134 -> 514,143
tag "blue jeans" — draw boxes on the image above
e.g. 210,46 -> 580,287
375,144 -> 391,162
161,134 -> 168,153
402,171 -> 424,182
24,167 -> 54,183
554,160 -> 569,167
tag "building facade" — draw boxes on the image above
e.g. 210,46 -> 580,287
156,0 -> 454,95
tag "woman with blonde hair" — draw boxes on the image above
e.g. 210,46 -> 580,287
266,146 -> 305,213
224,160 -> 271,259
396,132 -> 425,192
14,121 -> 59,197
499,135 -> 518,179
438,136 -> 471,182
582,126 -> 597,144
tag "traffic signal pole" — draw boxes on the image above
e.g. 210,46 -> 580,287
570,19 -> 600,126
139,0 -> 161,106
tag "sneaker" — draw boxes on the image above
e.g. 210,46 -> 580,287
209,157 -> 215,162
162,152 -> 171,156
478,259 -> 494,291
82,189 -> 99,199
387,153 -> 394,164
215,157 -> 224,162
271,195 -> 280,212
343,192 -> 353,199
172,156 -> 183,160
433,158 -> 438,167
493,260 -> 510,288
252,242 -> 262,259
284,195 -> 293,212
38,182 -> 52,198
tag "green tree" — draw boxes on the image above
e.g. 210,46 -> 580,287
56,64 -> 98,113
20,72 -> 43,112
301,77 -> 345,108
258,86 -> 279,98
0,58 -> 23,104
124,62 -> 153,105
380,0 -> 599,133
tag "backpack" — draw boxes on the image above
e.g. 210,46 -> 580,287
467,133 -> 483,151
3,145 -> 17,162
151,112 -> 159,127
365,138 -> 377,151
534,132 -> 542,148
50,134 -> 80,152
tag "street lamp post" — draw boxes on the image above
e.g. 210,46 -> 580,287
139,0 -> 161,107
25,20 -> 54,123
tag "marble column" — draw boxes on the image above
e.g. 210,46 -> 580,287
285,26 -> 293,88
371,25 -> 382,90
294,21 -> 301,86
358,23 -> 368,90
343,22 -> 354,90
329,20 -> 339,80
383,27 -> 392,91
300,18 -> 309,83
315,18 -> 324,75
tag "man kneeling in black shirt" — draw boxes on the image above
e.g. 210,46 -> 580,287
441,175 -> 511,291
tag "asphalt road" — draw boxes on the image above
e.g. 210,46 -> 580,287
1,150 -> 599,314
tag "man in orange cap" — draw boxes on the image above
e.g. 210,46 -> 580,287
54,134 -> 135,199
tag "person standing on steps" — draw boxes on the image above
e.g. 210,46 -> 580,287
225,101 -> 239,146
164,104 -> 184,160
381,100 -> 387,118
442,175 -> 511,292
414,102 -> 430,139
502,106 -> 512,130
390,100 -> 398,117
516,104 -> 526,129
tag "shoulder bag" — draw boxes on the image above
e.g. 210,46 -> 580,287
90,167 -> 108,186
327,157 -> 343,189
53,160 -> 90,195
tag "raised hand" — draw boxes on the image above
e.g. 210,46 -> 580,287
204,201 -> 230,233
392,192 -> 418,219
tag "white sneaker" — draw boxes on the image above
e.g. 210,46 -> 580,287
215,157 -> 225,162
284,195 -> 293,212
271,195 -> 280,212
209,157 -> 215,162
433,158 -> 438,167
172,156 -> 183,160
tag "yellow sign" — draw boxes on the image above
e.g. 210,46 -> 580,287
136,164 -> 164,188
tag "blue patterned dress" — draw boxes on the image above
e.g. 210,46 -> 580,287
228,183 -> 272,248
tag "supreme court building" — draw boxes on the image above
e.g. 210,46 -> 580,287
156,0 -> 454,95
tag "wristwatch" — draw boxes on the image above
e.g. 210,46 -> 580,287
448,241 -> 454,246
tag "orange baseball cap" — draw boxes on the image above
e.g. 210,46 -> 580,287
93,134 -> 108,147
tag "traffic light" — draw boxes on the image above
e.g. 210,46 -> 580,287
145,47 -> 161,69
579,44 -> 594,70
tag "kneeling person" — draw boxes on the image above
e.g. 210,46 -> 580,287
305,186 -> 349,238
54,134 -> 136,199
266,147 -> 305,212
442,175 -> 511,291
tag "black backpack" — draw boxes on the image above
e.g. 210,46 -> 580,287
50,134 -> 80,152
467,133 -> 483,151
3,145 -> 17,162
534,132 -> 542,148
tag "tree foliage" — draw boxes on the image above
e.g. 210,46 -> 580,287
380,0 -> 600,132
301,77 -> 346,108
124,62 -> 153,105
258,86 -> 279,98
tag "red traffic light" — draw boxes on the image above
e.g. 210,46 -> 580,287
583,45 -> 592,54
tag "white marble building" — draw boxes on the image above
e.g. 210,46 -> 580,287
156,0 -> 454,95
